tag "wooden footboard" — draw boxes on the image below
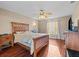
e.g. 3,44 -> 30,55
33,35 -> 49,56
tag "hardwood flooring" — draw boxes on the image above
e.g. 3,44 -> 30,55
0,39 -> 65,57
38,39 -> 65,57
0,43 -> 31,57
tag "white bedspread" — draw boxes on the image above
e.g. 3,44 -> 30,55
14,32 -> 47,54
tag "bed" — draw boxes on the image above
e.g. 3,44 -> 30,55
11,22 -> 49,57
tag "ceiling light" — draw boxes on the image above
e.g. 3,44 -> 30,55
38,10 -> 52,19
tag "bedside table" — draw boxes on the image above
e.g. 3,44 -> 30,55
0,34 -> 14,50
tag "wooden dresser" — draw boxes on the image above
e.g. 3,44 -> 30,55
65,32 -> 79,51
0,34 -> 14,49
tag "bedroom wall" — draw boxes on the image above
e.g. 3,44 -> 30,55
0,8 -> 38,34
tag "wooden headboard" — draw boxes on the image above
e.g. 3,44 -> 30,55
11,22 -> 29,34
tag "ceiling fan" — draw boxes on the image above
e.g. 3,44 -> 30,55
38,9 -> 52,19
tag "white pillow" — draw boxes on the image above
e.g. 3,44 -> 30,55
15,31 -> 33,40
16,32 -> 25,34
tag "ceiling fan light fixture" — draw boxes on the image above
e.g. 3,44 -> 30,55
38,9 -> 52,19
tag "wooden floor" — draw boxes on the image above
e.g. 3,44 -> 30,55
0,39 -> 65,57
0,43 -> 31,57
38,39 -> 65,57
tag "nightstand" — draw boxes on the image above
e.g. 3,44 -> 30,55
0,34 -> 14,50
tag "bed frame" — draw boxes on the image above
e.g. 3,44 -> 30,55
11,22 -> 49,57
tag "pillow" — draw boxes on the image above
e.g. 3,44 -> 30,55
16,32 -> 25,34
14,33 -> 26,43
24,31 -> 31,33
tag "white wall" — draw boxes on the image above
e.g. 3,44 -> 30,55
0,8 -> 38,34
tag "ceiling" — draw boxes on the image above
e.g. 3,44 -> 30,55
0,1 -> 78,20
